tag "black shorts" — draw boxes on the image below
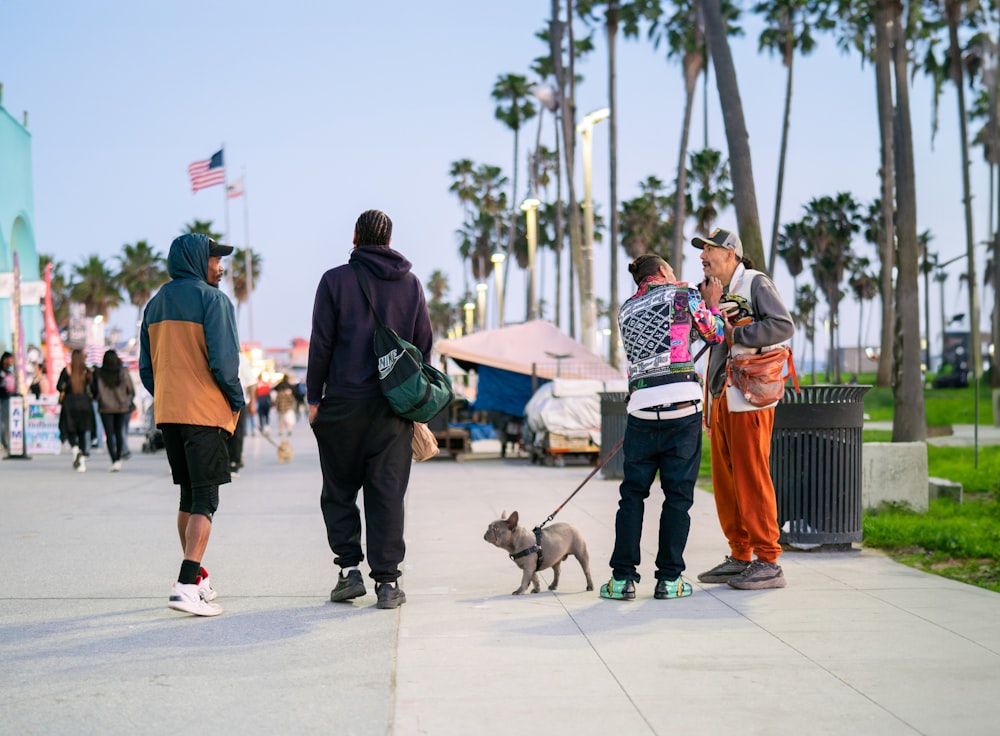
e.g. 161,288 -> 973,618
160,424 -> 231,519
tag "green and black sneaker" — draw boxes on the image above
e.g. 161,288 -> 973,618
599,576 -> 636,601
654,577 -> 692,600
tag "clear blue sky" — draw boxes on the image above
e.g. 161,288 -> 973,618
2,0 -> 992,360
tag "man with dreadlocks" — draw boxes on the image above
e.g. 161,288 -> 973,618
600,253 -> 724,602
306,209 -> 433,610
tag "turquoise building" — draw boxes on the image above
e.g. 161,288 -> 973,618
0,86 -> 41,355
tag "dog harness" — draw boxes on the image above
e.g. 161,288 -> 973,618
510,527 -> 544,568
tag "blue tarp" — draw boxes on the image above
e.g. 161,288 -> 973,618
472,365 -> 547,417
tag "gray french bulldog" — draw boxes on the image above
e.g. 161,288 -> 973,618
483,510 -> 594,595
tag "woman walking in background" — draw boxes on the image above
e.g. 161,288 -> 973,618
92,350 -> 135,472
57,349 -> 96,472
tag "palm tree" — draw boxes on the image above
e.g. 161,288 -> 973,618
799,192 -> 862,383
229,247 -> 262,320
448,158 -> 478,290
425,269 -> 452,339
701,0 -> 766,269
918,230 -> 938,371
848,256 -> 880,376
578,0 -> 658,366
793,283 -> 819,383
754,0 -> 833,273
550,0 -> 590,344
688,147 -> 733,238
889,0 -> 927,441
777,218 -> 810,360
116,240 -> 168,333
492,72 -> 537,319
70,255 -> 122,318
834,0 -> 897,387
619,175 -> 675,259
182,219 -> 222,241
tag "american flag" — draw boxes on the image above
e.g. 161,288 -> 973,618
188,149 -> 225,192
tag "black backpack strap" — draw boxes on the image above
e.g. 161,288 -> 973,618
350,262 -> 384,328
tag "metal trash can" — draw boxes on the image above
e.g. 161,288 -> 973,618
599,392 -> 628,480
770,385 -> 871,547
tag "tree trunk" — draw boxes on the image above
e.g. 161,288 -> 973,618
947,8 -> 982,381
702,0 -> 765,269
671,54 -> 699,271
608,0 -> 621,368
552,0 -> 587,344
768,22 -> 794,276
874,0 -> 895,387
890,0 -> 927,442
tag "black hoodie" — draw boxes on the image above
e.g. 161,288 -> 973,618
306,245 -> 433,402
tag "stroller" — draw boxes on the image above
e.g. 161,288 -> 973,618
140,402 -> 164,453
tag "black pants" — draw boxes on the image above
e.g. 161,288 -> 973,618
311,396 -> 413,584
610,412 -> 702,582
100,412 -> 128,463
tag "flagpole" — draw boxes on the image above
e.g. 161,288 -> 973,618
221,143 -> 230,247
243,165 -> 254,343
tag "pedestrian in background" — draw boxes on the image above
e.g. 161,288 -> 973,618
140,233 -> 243,617
92,349 -> 135,473
57,349 -> 95,472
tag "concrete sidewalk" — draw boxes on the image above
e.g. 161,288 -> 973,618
1,430 -> 998,735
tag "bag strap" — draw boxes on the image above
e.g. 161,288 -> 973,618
784,346 -> 801,394
350,262 -> 385,329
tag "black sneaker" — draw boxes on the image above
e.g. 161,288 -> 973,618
697,556 -> 752,583
330,569 -> 366,602
727,560 -> 787,590
375,582 -> 406,609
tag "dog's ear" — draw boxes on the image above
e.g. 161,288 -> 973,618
507,511 -> 519,528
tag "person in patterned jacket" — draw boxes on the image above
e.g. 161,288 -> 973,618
600,253 -> 724,602
140,232 -> 243,617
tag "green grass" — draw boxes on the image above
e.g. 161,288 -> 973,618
861,377 -> 996,426
864,496 -> 1000,592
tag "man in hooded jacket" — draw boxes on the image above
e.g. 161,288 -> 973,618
306,209 -> 433,610
140,233 -> 243,616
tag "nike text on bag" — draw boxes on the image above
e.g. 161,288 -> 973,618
352,262 -> 454,423
374,325 -> 454,422
727,345 -> 798,408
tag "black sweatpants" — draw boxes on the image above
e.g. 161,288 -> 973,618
311,396 -> 413,584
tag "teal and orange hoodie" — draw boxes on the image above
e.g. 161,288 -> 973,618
139,233 -> 244,434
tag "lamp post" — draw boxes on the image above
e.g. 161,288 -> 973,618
520,192 -> 541,321
576,107 -> 610,353
464,300 -> 475,335
475,282 -> 488,332
491,249 -> 506,329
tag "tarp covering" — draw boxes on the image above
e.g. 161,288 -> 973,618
438,320 -> 625,382
473,365 -> 538,415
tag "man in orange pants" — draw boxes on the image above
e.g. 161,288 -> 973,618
693,229 -> 795,590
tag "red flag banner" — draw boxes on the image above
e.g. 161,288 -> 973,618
188,149 -> 225,192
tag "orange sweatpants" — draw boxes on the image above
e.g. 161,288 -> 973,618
709,391 -> 782,563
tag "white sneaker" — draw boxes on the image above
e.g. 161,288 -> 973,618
109,460 -> 122,472
76,456 -> 86,473
168,582 -> 222,616
72,447 -> 81,469
197,567 -> 218,601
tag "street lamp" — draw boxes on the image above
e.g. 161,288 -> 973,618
520,192 -> 541,321
576,107 -> 610,353
491,249 -> 506,329
463,300 -> 475,336
475,282 -> 488,332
